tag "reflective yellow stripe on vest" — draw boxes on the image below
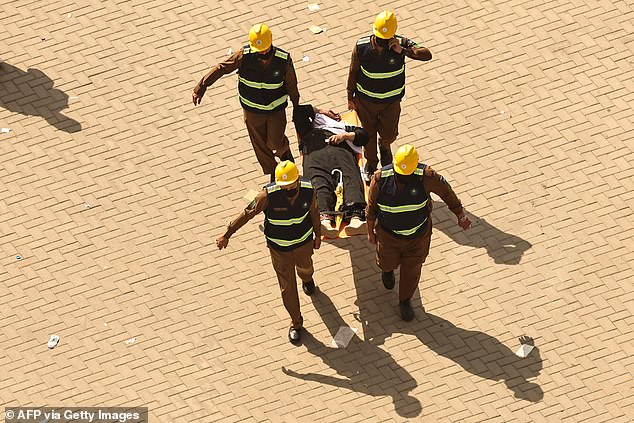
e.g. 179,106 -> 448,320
266,227 -> 313,247
267,210 -> 310,226
238,76 -> 284,90
275,50 -> 288,60
378,198 -> 428,213
392,218 -> 428,236
381,167 -> 423,178
360,65 -> 405,79
356,83 -> 405,100
239,94 -> 289,111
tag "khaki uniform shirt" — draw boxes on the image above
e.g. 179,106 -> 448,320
194,47 -> 300,106
224,186 -> 321,239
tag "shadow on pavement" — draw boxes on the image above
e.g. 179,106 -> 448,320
282,289 -> 422,418
0,61 -> 81,133
432,200 -> 532,265
390,312 -> 544,402
316,209 -> 542,402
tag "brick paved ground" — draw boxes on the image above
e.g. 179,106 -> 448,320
1,0 -> 632,421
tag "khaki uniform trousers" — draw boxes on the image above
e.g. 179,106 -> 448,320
353,97 -> 401,170
244,109 -> 292,176
269,240 -> 314,329
375,225 -> 432,302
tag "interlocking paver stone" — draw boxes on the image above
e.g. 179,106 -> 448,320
1,0 -> 633,421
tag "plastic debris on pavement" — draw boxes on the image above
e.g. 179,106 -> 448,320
302,55 -> 310,62
331,326 -> 357,348
307,3 -> 320,12
1,128 -> 10,133
227,48 -> 233,55
515,343 -> 535,358
308,25 -> 325,34
47,335 -> 60,349
124,337 -> 137,345
16,255 -> 22,260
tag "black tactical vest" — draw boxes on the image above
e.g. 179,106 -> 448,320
354,36 -> 406,103
238,46 -> 289,113
264,179 -> 314,251
377,164 -> 430,239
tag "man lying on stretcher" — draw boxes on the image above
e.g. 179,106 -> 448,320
293,104 -> 369,238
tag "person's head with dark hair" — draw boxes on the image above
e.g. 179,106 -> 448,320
292,104 -> 315,138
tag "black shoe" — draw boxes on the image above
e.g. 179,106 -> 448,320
382,271 -> 395,290
400,300 -> 415,322
288,327 -> 302,344
280,150 -> 295,163
302,279 -> 315,296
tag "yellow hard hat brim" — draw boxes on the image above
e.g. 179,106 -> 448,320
249,42 -> 269,52
374,27 -> 392,39
394,165 -> 415,176
276,175 -> 299,186
276,180 -> 297,186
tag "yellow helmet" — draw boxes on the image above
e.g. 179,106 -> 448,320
249,23 -> 272,52
275,160 -> 299,185
393,144 -> 419,175
373,11 -> 397,39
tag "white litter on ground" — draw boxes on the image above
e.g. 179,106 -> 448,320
515,343 -> 535,358
331,326 -> 357,348
307,3 -> 320,12
302,55 -> 310,62
1,128 -> 10,133
47,335 -> 60,349
227,48 -> 233,55
124,337 -> 136,345
308,25 -> 325,34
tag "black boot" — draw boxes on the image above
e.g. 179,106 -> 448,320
400,299 -> 415,321
280,150 -> 295,163
288,326 -> 302,344
302,279 -> 315,296
382,271 -> 395,290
